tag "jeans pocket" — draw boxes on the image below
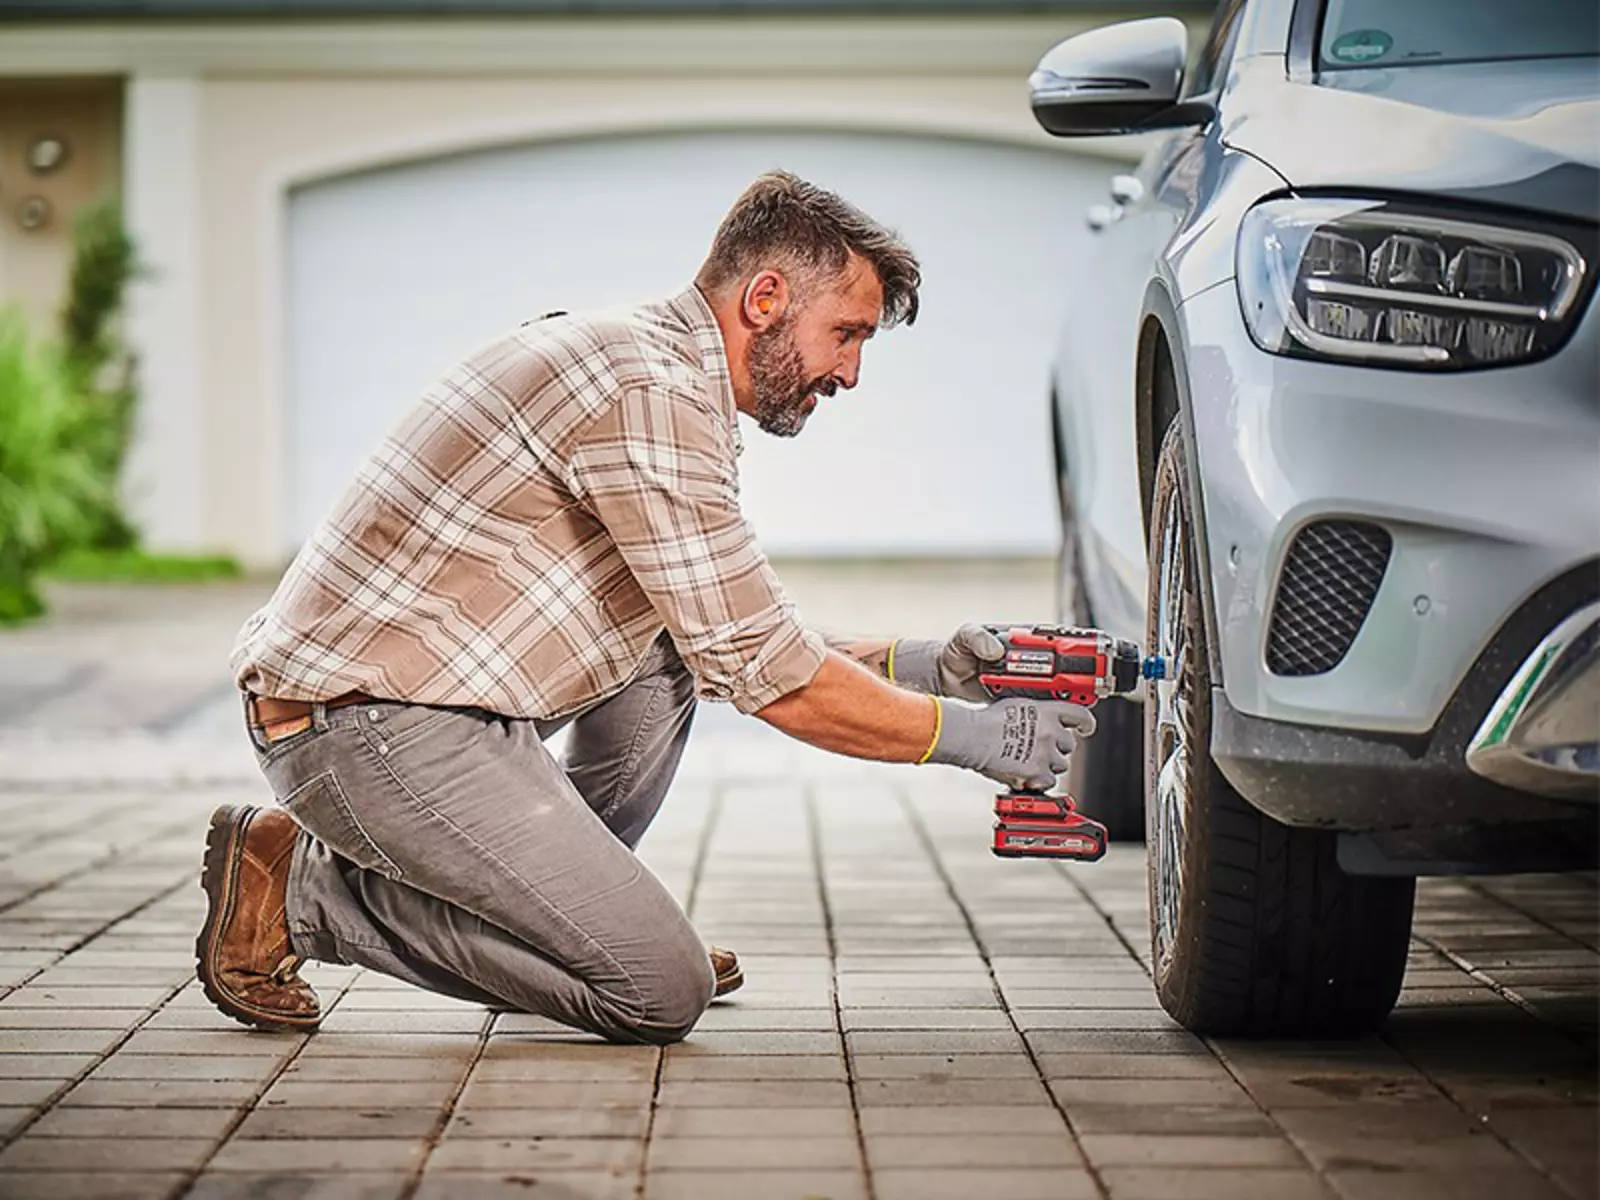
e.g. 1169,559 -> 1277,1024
252,722 -> 321,767
280,769 -> 404,882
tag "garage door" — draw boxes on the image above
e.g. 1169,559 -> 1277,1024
286,130 -> 1106,557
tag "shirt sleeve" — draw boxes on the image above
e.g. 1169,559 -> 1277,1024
567,385 -> 825,714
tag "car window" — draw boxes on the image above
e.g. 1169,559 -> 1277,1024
1320,0 -> 1599,69
1187,0 -> 1249,96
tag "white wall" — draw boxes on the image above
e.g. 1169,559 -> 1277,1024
122,75 -> 205,551
287,130 -> 1109,556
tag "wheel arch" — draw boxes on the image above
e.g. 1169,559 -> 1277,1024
1136,279 -> 1226,686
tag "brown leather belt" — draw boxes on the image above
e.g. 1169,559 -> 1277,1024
249,691 -> 374,744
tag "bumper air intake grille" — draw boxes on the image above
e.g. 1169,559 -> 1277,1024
1266,520 -> 1393,677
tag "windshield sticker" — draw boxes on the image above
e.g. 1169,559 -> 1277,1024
1328,29 -> 1394,64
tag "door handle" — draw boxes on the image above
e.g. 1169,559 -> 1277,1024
1110,174 -> 1145,207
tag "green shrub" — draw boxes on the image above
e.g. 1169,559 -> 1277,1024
0,311 -> 110,624
59,199 -> 140,552
63,201 -> 137,374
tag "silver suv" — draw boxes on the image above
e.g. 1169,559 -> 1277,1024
1032,0 -> 1598,1035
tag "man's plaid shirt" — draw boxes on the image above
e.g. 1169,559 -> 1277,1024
232,285 -> 826,719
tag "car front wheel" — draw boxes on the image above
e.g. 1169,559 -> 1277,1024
1144,425 -> 1415,1037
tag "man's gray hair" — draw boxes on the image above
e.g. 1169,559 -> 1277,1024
696,170 -> 921,328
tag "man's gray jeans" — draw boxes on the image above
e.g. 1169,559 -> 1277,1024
244,633 -> 714,1045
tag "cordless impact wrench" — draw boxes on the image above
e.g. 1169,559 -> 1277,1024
981,624 -> 1165,863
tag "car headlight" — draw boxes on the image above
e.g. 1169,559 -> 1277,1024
1236,198 -> 1590,369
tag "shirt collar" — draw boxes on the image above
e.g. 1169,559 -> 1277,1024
668,283 -> 743,457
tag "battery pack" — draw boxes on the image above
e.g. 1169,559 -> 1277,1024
990,790 -> 1107,862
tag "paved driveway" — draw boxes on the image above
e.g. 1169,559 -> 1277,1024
0,568 -> 1594,1200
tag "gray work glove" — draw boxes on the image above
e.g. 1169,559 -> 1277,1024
891,623 -> 1007,702
925,697 -> 1097,792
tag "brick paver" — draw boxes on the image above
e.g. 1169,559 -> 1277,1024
1,569 -> 1596,1200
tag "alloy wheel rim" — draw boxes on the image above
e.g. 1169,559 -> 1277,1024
1152,487 -> 1192,973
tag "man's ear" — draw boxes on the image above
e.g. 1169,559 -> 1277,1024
742,270 -> 788,326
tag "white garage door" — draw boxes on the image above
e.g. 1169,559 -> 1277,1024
286,130 -> 1106,557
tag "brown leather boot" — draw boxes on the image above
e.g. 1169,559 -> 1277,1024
710,945 -> 743,998
196,804 -> 321,1032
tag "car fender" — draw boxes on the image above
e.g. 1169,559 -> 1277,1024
1133,148 -> 1292,688
1135,281 -> 1225,688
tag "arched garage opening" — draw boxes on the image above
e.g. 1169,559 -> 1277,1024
285,128 -> 1110,557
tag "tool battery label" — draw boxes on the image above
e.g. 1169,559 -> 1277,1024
1005,649 -> 1055,676
1004,833 -> 1096,852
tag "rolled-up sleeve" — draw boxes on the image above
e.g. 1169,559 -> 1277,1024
568,385 -> 825,714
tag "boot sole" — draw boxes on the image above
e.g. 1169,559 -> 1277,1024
196,805 -> 321,1034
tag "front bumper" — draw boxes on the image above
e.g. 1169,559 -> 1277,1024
1467,601 -> 1600,801
1211,562 -> 1598,874
1212,558 -> 1596,806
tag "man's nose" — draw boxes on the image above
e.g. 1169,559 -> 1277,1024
836,350 -> 862,390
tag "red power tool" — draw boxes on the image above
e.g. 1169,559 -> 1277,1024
980,624 -> 1164,863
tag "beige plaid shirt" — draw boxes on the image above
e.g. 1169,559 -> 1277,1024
232,285 -> 826,719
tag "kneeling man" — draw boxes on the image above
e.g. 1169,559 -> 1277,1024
197,171 -> 1092,1044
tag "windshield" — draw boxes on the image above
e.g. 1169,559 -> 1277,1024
1319,0 -> 1599,69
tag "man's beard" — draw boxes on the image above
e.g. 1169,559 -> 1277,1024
747,318 -> 836,438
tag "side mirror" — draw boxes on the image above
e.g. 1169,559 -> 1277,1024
1029,17 -> 1212,137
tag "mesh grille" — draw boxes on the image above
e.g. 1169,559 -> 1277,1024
1266,520 -> 1393,677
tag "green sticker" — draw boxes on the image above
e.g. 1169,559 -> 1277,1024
1329,29 -> 1394,64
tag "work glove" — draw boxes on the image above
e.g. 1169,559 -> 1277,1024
924,697 -> 1097,792
890,623 -> 1007,703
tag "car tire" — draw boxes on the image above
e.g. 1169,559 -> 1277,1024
1144,424 -> 1415,1037
1053,399 -> 1144,843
